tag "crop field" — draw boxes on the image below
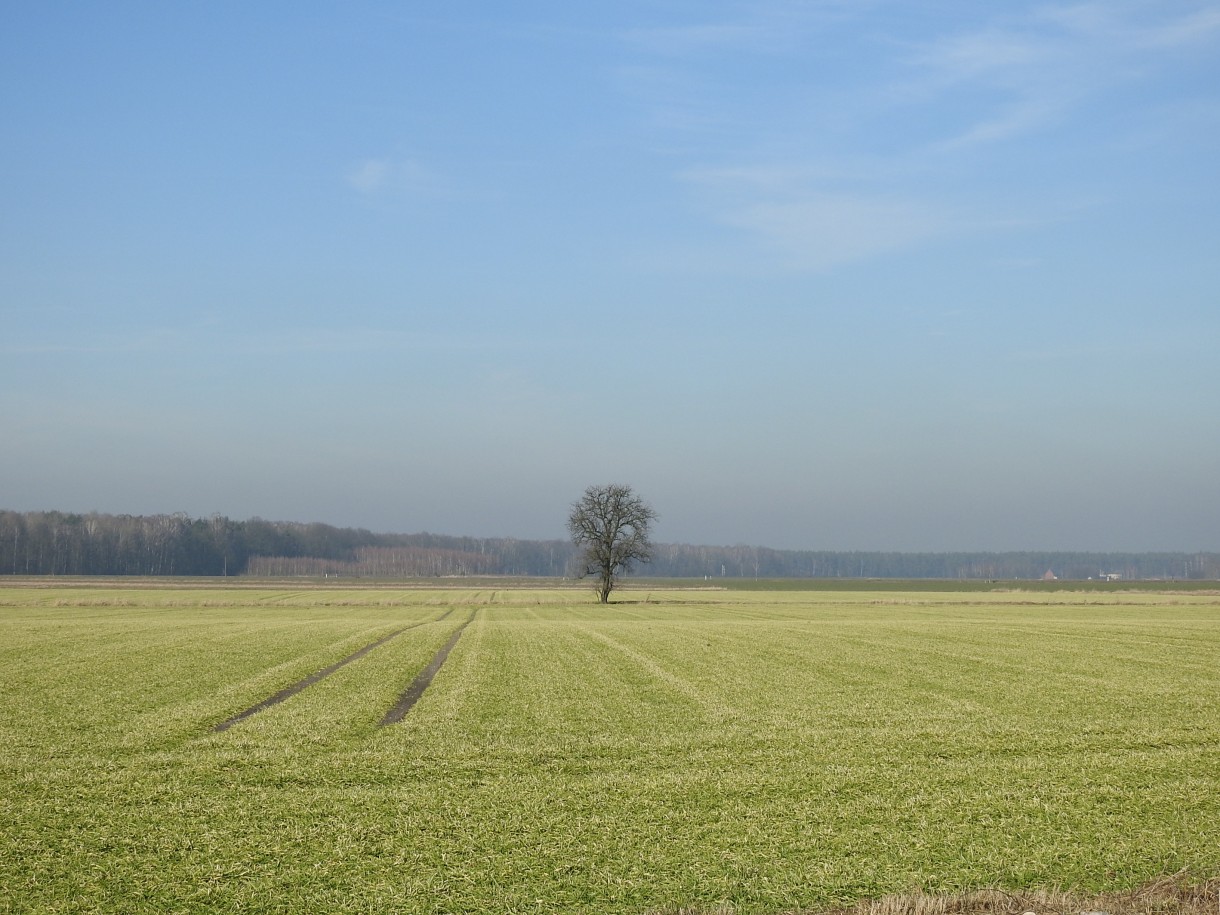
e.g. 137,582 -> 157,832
1,582 -> 1217,914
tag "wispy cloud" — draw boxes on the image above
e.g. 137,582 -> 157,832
931,98 -> 1070,152
621,3 -> 1220,270
682,166 -> 956,271
618,2 -> 860,57
905,3 -> 1220,150
345,157 -> 439,196
911,27 -> 1047,82
724,194 -> 952,270
1140,7 -> 1220,48
612,2 -> 867,132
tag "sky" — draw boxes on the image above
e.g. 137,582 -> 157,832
2,1 -> 1219,552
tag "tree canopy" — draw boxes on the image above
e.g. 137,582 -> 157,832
567,484 -> 657,603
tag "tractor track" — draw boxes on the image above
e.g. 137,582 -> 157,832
213,609 -> 455,732
379,610 -> 476,726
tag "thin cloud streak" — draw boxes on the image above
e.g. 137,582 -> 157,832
1130,7 -> 1220,48
930,98 -> 1071,152
654,4 -> 1220,269
680,158 -> 962,271
618,2 -> 865,57
905,3 -> 1220,150
345,157 -> 440,196
721,193 -> 955,271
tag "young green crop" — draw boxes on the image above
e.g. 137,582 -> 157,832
1,584 -> 1216,914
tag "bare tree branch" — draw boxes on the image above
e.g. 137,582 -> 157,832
567,484 -> 657,603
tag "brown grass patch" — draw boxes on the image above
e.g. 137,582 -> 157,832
652,874 -> 1219,915
822,877 -> 1219,915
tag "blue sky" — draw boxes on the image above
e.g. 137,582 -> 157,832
3,1 -> 1218,551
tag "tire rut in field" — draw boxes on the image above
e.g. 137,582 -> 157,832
379,611 -> 475,726
213,609 -> 455,732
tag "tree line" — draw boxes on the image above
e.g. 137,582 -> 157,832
0,510 -> 571,577
648,543 -> 1220,581
1,509 -> 1217,580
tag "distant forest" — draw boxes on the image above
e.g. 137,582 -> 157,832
2,510 -> 1218,581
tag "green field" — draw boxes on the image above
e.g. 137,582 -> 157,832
1,582 -> 1217,914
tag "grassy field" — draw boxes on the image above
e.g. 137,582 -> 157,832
1,582 -> 1217,914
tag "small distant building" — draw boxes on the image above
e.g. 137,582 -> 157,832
1042,569 -> 1058,580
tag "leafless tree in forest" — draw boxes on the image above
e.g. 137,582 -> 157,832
567,484 -> 657,603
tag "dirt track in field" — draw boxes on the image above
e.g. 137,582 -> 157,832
213,609 -> 455,732
380,610 -> 476,726
801,875 -> 1220,915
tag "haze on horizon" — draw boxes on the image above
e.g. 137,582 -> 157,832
3,2 -> 1218,554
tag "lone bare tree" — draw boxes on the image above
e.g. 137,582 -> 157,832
567,484 -> 657,603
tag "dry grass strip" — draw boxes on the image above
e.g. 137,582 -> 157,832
652,873 -> 1219,915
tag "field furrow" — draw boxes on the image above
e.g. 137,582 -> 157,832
1,583 -> 1217,914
